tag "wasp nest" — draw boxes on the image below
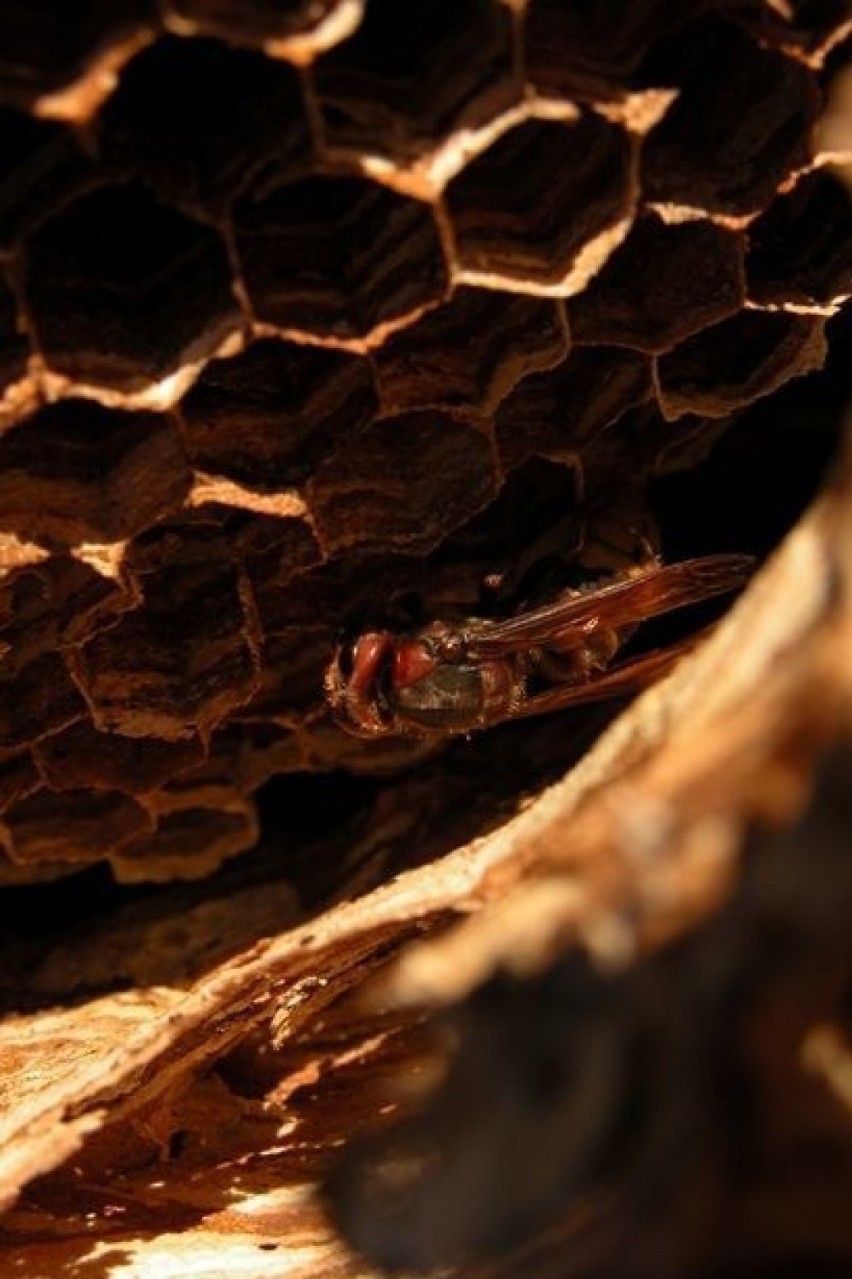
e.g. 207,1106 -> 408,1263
1,2 -> 852,1277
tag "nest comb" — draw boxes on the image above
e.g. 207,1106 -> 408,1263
0,0 -> 850,888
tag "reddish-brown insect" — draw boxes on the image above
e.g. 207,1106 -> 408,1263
325,554 -> 752,739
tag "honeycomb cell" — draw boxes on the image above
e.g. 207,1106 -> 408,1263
229,505 -> 322,576
239,626 -> 335,720
180,338 -> 377,488
445,113 -> 634,293
33,720 -> 206,794
99,37 -> 310,215
0,108 -> 95,250
525,0 -> 721,102
24,183 -> 239,392
2,786 -> 153,866
495,346 -> 652,470
232,513 -> 323,643
234,173 -> 448,340
0,550 -> 136,676
747,171 -> 852,312
570,213 -> 745,353
309,412 -> 498,554
0,400 -> 192,545
429,456 -> 582,597
656,311 -> 828,419
0,653 -> 86,754
640,19 -> 820,218
0,272 -> 28,396
68,524 -> 259,739
373,288 -> 569,416
313,0 -> 516,161
112,792 -> 258,882
165,0 -> 361,50
0,0 -> 157,111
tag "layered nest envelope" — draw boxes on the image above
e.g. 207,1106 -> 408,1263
2,2 -> 852,1277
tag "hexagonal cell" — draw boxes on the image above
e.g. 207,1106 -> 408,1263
180,338 -> 377,488
0,400 -> 192,545
2,786 -> 153,866
495,346 -> 652,470
747,171 -> 852,312
24,182 -> 239,392
165,0 -> 361,49
656,311 -> 828,419
33,720 -> 206,794
640,19 -> 819,219
308,411 -> 498,554
429,456 -> 582,602
0,271 -> 28,396
229,505 -> 322,574
313,0 -> 516,161
525,0 -> 721,102
374,287 -> 568,416
0,653 -> 86,754
570,213 -> 745,353
239,625 -> 335,720
0,108 -> 96,250
231,513 -> 323,641
234,173 -> 448,340
445,113 -> 634,293
68,523 -> 260,739
0,0 -> 156,110
112,791 -> 258,882
0,550 -> 137,675
99,37 -> 310,214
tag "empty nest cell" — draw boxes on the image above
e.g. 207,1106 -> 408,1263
0,550 -> 136,675
313,0 -> 517,161
373,287 -> 569,416
308,411 -> 498,555
234,173 -> 449,340
495,346 -> 653,470
110,794 -> 259,883
99,36 -> 311,215
0,400 -> 192,545
445,113 -> 634,292
747,170 -> 852,312
656,310 -> 829,419
23,182 -> 239,392
640,18 -> 820,217
240,625 -> 336,721
67,523 -> 259,739
2,786 -> 154,867
33,720 -> 207,795
180,338 -> 377,488
570,213 -> 746,352
524,0 -> 722,102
